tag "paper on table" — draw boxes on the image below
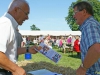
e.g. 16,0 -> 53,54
27,69 -> 62,75
35,42 -> 61,63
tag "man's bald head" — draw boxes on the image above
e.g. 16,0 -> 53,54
8,0 -> 29,11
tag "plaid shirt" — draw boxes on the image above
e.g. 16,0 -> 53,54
79,16 -> 100,75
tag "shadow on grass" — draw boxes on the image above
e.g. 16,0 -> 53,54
68,54 -> 81,59
18,61 -> 76,75
57,49 -> 81,59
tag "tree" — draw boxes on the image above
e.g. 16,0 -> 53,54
30,24 -> 40,31
65,0 -> 100,31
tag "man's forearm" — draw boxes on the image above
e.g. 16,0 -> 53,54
82,44 -> 100,69
17,47 -> 26,55
0,52 -> 19,72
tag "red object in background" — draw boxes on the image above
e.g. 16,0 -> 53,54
73,39 -> 80,52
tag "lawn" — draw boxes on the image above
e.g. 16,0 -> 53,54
18,46 -> 81,70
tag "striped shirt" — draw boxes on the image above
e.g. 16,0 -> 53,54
79,16 -> 100,75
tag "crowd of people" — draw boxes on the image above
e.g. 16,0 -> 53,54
0,0 -> 100,75
22,34 -> 81,55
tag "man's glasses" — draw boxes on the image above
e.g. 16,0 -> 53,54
18,7 -> 29,16
73,10 -> 79,16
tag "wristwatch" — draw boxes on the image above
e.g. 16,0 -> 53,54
26,47 -> 29,52
80,63 -> 88,70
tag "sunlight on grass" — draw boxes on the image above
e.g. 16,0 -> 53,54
18,47 -> 81,70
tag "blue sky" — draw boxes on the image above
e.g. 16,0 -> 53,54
0,0 -> 76,31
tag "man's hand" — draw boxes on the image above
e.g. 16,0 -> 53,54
29,45 -> 38,54
76,66 -> 87,75
12,67 -> 26,75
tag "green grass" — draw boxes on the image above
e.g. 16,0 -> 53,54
18,46 -> 81,70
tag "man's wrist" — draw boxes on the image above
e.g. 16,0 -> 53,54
80,63 -> 88,71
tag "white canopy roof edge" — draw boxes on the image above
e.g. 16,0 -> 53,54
19,30 -> 81,36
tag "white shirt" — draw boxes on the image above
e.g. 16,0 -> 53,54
0,13 -> 18,63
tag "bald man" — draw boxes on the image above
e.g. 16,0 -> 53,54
0,0 -> 37,75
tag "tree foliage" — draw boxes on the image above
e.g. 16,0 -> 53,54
30,24 -> 40,31
65,0 -> 100,31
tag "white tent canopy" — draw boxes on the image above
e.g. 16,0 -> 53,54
19,30 -> 81,36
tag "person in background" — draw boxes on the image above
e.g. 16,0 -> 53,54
38,35 -> 44,44
73,36 -> 80,57
26,36 -> 30,45
22,36 -> 26,47
66,36 -> 72,45
47,34 -> 51,40
48,41 -> 52,49
73,1 -> 100,75
62,37 -> 67,54
71,35 -> 76,51
0,0 -> 38,75
59,37 -> 63,51
56,38 -> 60,48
